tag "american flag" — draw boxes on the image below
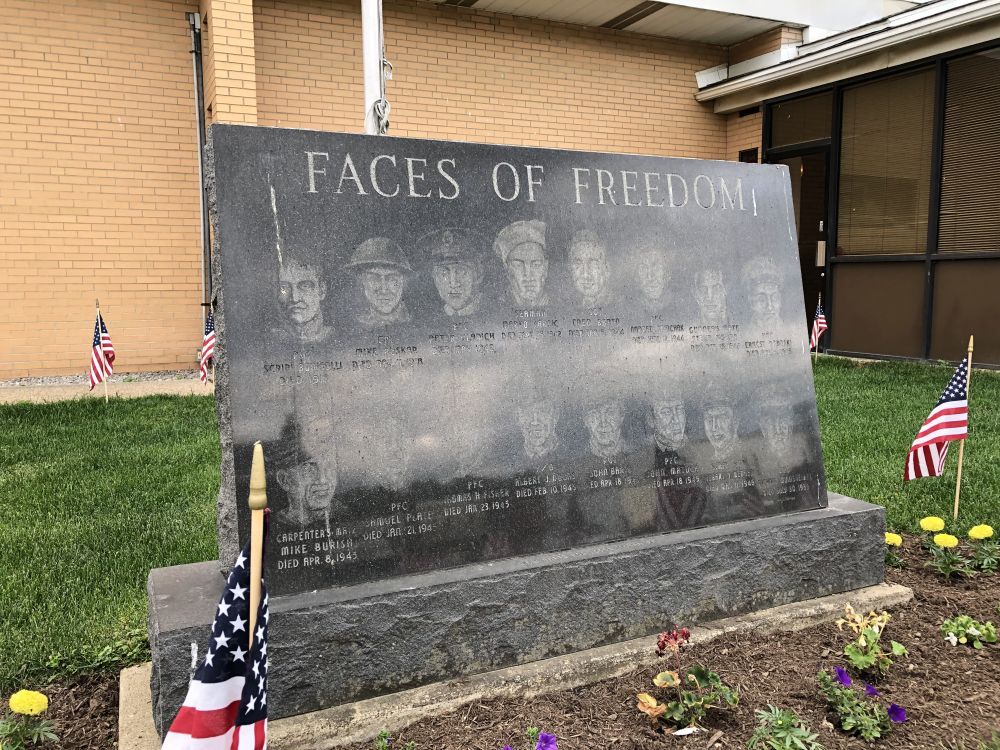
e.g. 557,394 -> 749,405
200,312 -> 216,384
89,312 -> 116,390
904,356 -> 970,481
809,302 -> 828,351
161,534 -> 269,749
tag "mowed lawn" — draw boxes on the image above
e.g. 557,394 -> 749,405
1,357 -> 998,689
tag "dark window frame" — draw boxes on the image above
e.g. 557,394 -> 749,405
762,38 -> 1000,366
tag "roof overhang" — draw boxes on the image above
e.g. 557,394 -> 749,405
697,0 -> 1000,112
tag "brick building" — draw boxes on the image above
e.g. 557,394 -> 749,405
2,0 -> 998,376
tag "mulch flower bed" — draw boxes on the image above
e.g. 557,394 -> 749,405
345,540 -> 1000,750
42,540 -> 1000,749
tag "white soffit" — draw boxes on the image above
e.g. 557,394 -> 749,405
430,0 -> 785,44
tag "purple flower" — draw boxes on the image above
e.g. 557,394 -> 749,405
887,703 -> 907,723
503,746 -> 513,750
864,683 -> 880,697
536,733 -> 558,750
834,666 -> 852,686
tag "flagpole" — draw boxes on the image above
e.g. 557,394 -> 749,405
96,299 -> 108,404
952,335 -> 974,522
247,441 -> 268,647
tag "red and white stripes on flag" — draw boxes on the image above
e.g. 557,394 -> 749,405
809,302 -> 828,352
904,356 -> 970,481
160,532 -> 269,750
200,312 -> 216,384
88,312 -> 116,390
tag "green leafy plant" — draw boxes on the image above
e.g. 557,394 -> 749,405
941,615 -> 997,649
0,691 -> 58,750
637,628 -> 738,728
747,705 -> 825,750
926,543 -> 977,578
971,540 -> 1000,573
835,605 -> 907,675
816,670 -> 893,742
373,730 -> 416,750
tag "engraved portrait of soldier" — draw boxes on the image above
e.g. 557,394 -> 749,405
346,237 -> 413,331
635,244 -> 668,314
752,383 -> 820,510
271,414 -> 338,527
702,391 -> 739,463
693,268 -> 728,325
649,395 -> 687,452
744,256 -> 783,329
646,391 -> 707,533
583,395 -> 626,460
418,227 -> 486,318
272,254 -> 335,344
515,390 -> 560,463
494,219 -> 549,308
365,414 -> 412,491
568,229 -> 612,308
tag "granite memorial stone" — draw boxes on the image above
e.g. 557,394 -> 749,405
148,125 -> 884,732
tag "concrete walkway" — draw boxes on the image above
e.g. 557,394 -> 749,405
0,376 -> 214,404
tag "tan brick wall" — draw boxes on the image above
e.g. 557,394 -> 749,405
726,110 -> 762,162
254,0 -> 728,159
728,25 -> 802,66
202,0 -> 257,123
0,0 -> 205,377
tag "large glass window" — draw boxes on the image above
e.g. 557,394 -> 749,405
837,69 -> 935,255
938,49 -> 1000,253
770,92 -> 833,148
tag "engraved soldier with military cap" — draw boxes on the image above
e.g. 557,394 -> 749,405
418,227 -> 486,318
494,219 -> 549,309
346,237 -> 414,331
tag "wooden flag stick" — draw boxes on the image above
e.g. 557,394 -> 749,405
248,441 -> 268,648
953,335 -> 974,522
96,299 -> 108,404
813,292 -> 822,364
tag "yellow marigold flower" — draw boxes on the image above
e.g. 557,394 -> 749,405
8,690 -> 48,716
969,525 -> 994,541
920,516 -> 946,533
885,532 -> 903,547
933,533 -> 959,549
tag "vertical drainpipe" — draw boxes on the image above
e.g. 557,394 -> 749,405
362,0 -> 384,135
188,12 -> 212,307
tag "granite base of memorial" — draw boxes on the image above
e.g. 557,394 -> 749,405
148,493 -> 883,735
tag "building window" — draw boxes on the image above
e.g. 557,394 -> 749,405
938,48 -> 1000,254
738,147 -> 759,163
837,68 -> 935,256
770,91 -> 833,148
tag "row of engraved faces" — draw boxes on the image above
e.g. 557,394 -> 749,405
265,382 -> 812,527
272,220 -> 790,343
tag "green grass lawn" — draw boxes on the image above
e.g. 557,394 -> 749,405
1,357 -> 998,690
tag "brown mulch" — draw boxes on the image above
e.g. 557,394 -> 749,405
41,671 -> 119,749
344,541 -> 1000,750
33,541 -> 1000,750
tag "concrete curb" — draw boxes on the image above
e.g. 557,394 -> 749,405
120,582 -> 912,750
0,379 -> 213,404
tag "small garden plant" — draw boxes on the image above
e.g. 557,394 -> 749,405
747,705 -> 825,750
884,532 -> 904,568
968,525 -> 998,573
835,605 -> 907,675
817,668 -> 906,742
0,690 -> 58,750
941,615 -> 997,649
502,728 -> 558,750
373,730 -> 416,750
636,628 -> 738,729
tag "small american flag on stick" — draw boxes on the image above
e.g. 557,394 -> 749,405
161,527 -> 269,749
904,356 -> 969,481
809,300 -> 828,352
88,311 -> 116,390
200,312 -> 216,384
